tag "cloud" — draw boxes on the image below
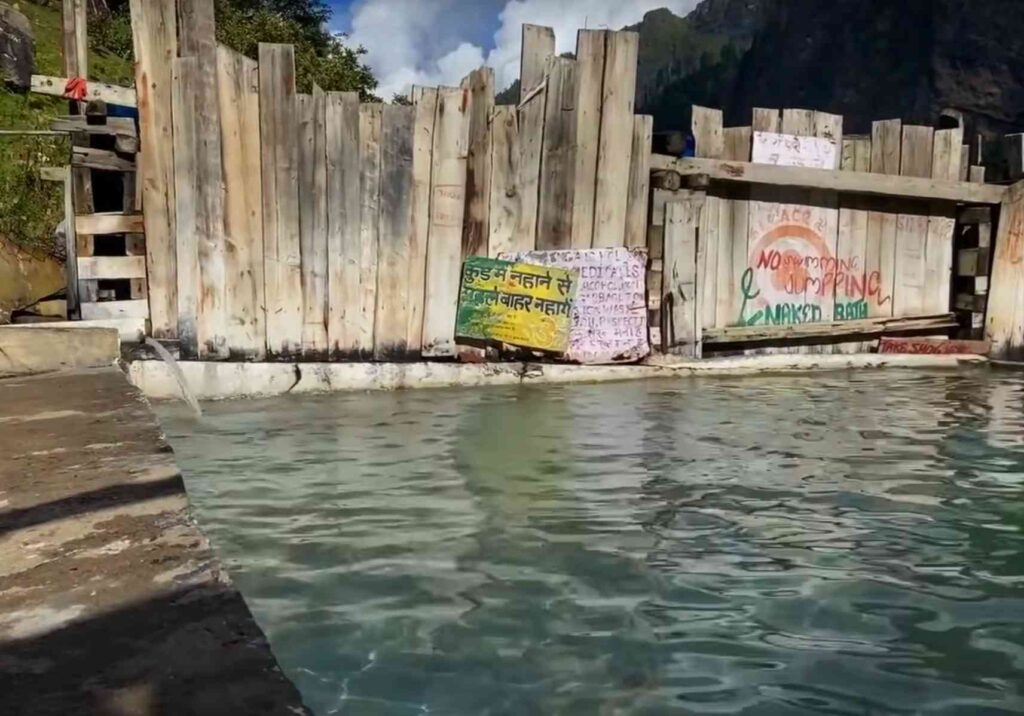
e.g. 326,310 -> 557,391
347,0 -> 701,99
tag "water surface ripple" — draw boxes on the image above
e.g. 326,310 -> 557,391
159,369 -> 1024,715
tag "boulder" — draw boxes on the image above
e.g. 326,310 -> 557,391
0,2 -> 33,90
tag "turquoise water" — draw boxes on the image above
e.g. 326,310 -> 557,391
158,369 -> 1024,715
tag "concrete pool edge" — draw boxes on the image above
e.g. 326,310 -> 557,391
128,353 -> 989,401
0,367 -> 311,714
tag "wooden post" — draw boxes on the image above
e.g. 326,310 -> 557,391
171,57 -> 201,356
131,0 -> 177,338
356,104 -> 383,358
63,171 -> 80,318
691,106 -> 723,331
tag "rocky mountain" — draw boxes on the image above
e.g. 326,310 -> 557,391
637,0 -> 1024,138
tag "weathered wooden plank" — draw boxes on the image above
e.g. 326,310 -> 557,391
689,106 -> 724,329
723,126 -> 752,162
177,0 -> 228,359
835,139 -> 871,338
537,56 -> 577,250
516,81 -> 546,251
325,91 -> 361,358
625,115 -> 653,249
893,125 -> 934,318
924,126 -> 963,315
663,195 -> 704,356
374,105 -> 416,360
217,45 -> 265,359
62,171 -> 79,318
74,213 -> 145,235
406,87 -> 438,353
983,181 -> 1024,359
422,87 -> 469,357
461,68 -> 495,258
781,108 -> 814,137
62,0 -> 87,78
259,43 -> 303,357
71,147 -> 136,172
864,119 -> 901,319
81,300 -> 150,320
31,75 -> 136,107
488,105 -> 522,258
648,155 -> 1005,204
812,112 -> 843,168
692,106 -> 724,159
520,24 -> 555,100
593,31 -> 639,248
297,92 -> 329,357
354,104 -> 383,358
705,312 -> 957,344
752,107 -> 781,133
130,0 -> 177,339
78,256 -> 147,280
570,29 -> 607,249
171,56 -> 201,356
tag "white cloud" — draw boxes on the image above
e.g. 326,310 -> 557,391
348,0 -> 701,99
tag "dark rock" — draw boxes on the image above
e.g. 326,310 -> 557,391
0,1 -> 33,90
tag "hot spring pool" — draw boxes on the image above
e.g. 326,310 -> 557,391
157,368 -> 1024,714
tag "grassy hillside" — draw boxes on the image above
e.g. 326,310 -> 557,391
0,1 -> 134,258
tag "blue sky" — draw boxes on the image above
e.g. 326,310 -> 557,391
332,0 -> 699,98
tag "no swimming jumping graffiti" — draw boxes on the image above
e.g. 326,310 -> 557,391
736,206 -> 892,327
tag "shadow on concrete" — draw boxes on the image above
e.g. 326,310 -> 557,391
0,475 -> 185,538
0,582 -> 310,716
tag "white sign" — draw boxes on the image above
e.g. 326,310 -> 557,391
752,131 -> 837,170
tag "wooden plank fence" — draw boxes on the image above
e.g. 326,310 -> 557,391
131,0 -> 647,362
658,105 -> 980,357
132,0 -> 1008,363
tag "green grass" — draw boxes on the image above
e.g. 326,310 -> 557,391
0,1 -> 134,257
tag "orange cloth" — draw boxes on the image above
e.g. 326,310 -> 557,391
64,77 -> 88,101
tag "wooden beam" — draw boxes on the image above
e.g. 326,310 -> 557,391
72,146 -> 136,172
649,155 -> 1006,204
536,57 -> 576,250
78,256 -> 148,280
31,75 -> 136,108
40,167 -> 69,182
704,313 -> 958,345
75,213 -> 145,234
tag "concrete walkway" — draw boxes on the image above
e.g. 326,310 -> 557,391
0,368 -> 308,715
